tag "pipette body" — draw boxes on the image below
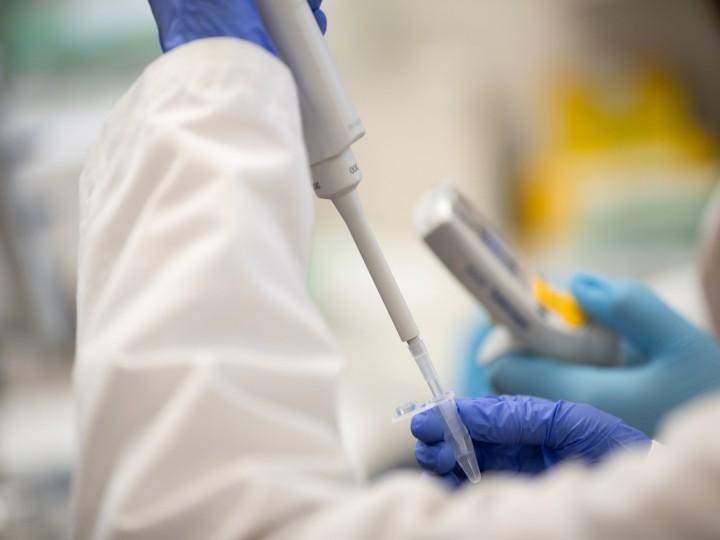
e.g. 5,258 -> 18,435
256,0 -> 480,483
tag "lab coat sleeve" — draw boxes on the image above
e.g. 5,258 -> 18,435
72,38 -> 720,540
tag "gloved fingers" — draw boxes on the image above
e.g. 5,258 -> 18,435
444,472 -> 464,489
313,9 -> 327,34
456,396 -> 557,446
306,0 -> 327,33
416,438 -> 553,479
487,353 -> 602,403
414,440 -> 457,475
460,397 -> 645,463
547,400 -> 651,460
414,397 -> 570,469
571,274 -> 700,356
411,407 -> 445,444
488,355 -> 661,435
515,444 -> 550,474
607,423 -> 653,454
148,0 -> 278,54
472,442 -> 521,474
416,439 -> 522,476
435,471 -> 464,489
478,443 -> 549,475
147,1 -> 165,24
420,471 -> 462,489
622,345 -> 646,367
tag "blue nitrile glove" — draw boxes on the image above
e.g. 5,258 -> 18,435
412,395 -> 650,487
482,274 -> 720,437
148,0 -> 327,55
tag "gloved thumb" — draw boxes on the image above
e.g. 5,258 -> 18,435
571,274 -> 699,357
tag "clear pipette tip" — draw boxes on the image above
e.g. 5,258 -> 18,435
407,338 -> 481,483
435,395 -> 481,484
456,450 -> 482,484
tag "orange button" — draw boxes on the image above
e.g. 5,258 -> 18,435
533,278 -> 587,326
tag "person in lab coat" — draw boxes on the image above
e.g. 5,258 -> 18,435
71,1 -> 720,538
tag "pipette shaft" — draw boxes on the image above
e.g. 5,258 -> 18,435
332,190 -> 419,342
407,337 -> 444,397
335,190 -> 480,483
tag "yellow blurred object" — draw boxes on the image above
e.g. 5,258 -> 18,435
517,67 -> 720,252
533,278 -> 587,326
558,70 -> 716,159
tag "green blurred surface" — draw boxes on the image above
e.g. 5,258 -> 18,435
1,3 -> 158,74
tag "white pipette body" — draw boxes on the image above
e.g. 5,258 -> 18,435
256,0 -> 480,483
332,190 -> 419,341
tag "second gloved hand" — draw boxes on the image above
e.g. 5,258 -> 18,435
148,0 -> 328,54
412,395 -> 650,487
484,275 -> 720,436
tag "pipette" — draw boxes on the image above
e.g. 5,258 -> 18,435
256,0 -> 480,483
417,186 -> 621,367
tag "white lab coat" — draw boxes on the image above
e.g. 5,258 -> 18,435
72,38 -> 720,539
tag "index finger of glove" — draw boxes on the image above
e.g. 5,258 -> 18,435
411,407 -> 445,443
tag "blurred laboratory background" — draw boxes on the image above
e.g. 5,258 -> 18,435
1,0 -> 720,537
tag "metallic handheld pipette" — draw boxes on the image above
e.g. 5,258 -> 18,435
256,0 -> 480,483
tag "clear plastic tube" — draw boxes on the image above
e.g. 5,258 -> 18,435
407,337 -> 481,483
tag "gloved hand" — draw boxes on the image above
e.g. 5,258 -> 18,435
412,395 -> 650,487
482,274 -> 720,436
148,0 -> 327,54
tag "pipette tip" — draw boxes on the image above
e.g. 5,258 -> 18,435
457,453 -> 481,484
